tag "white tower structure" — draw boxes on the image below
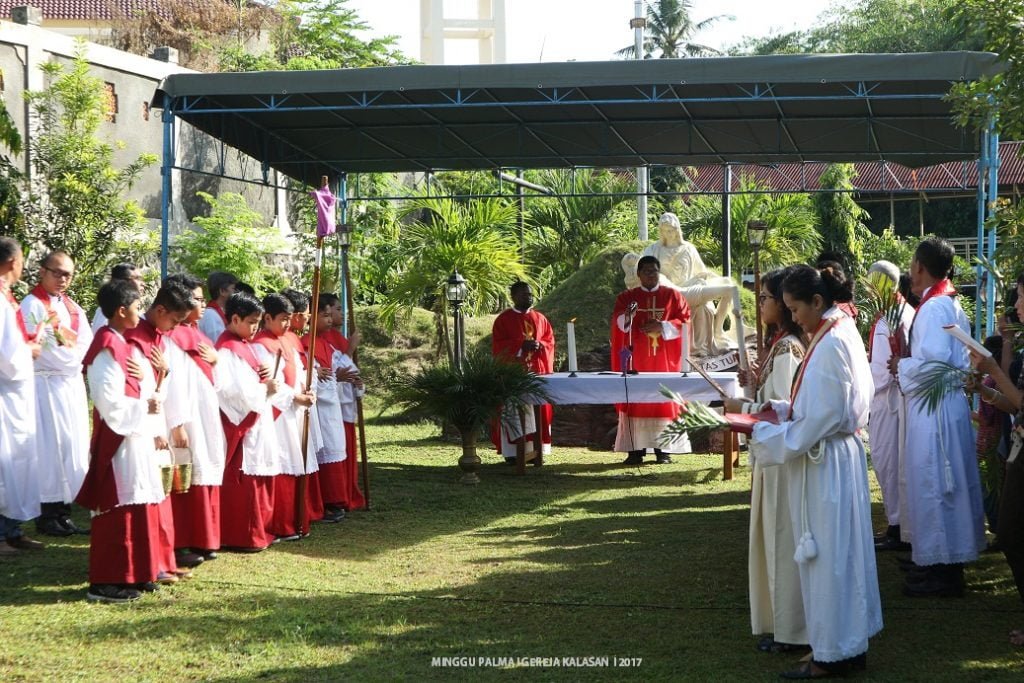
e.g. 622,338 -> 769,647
420,0 -> 507,65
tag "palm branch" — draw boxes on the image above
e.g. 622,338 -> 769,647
908,360 -> 972,414
657,385 -> 727,447
858,272 -> 906,339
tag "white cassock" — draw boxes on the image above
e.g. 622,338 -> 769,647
311,355 -> 346,465
752,310 -> 882,663
897,292 -> 986,566
164,337 -> 226,486
334,350 -> 365,424
253,345 -> 320,476
216,348 -> 280,476
868,305 -> 914,529
87,341 -> 166,507
746,334 -> 806,644
198,307 -> 226,345
21,292 -> 93,504
0,292 -> 41,522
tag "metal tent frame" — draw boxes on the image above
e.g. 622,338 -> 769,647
152,53 -> 1005,333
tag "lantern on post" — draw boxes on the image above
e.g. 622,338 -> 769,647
747,220 -> 770,353
445,269 -> 468,370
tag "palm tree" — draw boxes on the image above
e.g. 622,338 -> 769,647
381,195 -> 526,362
617,0 -> 733,59
675,174 -> 823,278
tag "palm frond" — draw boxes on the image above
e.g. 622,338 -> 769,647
858,272 -> 906,338
908,360 -> 971,414
657,385 -> 727,447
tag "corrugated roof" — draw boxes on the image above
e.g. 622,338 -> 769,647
0,1 -> 173,21
683,142 -> 1024,194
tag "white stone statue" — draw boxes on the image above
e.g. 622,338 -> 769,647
630,212 -> 738,356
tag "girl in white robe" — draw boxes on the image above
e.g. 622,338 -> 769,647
752,264 -> 881,677
727,267 -> 807,652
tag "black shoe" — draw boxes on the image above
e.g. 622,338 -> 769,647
134,582 -> 160,593
175,551 -> 205,569
87,584 -> 141,603
195,549 -> 218,561
36,517 -> 74,537
318,507 -> 346,523
654,453 -> 673,464
622,452 -> 645,465
903,575 -> 965,598
276,534 -> 302,542
58,516 -> 90,535
896,556 -> 917,572
504,457 -> 517,466
874,536 -> 911,552
7,535 -> 45,550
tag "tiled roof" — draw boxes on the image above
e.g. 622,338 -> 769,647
0,1 -> 171,21
683,142 -> 1024,195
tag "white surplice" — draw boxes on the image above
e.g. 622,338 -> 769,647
746,334 -> 806,644
87,340 -> 166,506
311,355 -> 346,465
164,337 -> 226,486
0,291 -> 41,521
868,305 -> 915,528
334,350 -> 365,424
90,308 -> 108,334
216,347 -> 280,476
253,345 -> 320,476
897,291 -> 986,566
21,292 -> 93,503
752,310 -> 882,663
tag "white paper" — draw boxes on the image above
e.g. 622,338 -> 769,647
942,324 -> 991,357
566,321 -> 578,373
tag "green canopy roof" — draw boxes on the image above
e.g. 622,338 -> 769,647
153,52 -> 1004,186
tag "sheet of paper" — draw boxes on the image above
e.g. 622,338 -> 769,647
942,324 -> 991,357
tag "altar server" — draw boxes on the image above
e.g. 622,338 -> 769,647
91,263 -> 143,333
198,271 -> 238,343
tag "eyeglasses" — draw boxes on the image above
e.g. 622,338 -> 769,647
43,266 -> 74,280
758,294 -> 775,302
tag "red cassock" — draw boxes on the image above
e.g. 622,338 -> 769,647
490,308 -> 555,451
167,323 -> 221,552
77,328 -> 162,585
610,286 -> 691,419
216,331 -> 275,550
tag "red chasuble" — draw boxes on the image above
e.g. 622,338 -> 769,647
610,286 -> 691,419
490,308 -> 555,451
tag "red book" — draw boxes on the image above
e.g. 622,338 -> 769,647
724,409 -> 779,436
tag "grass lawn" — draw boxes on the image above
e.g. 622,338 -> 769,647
1,416 -> 1023,682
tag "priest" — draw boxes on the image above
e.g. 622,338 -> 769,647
610,255 -> 691,465
491,281 -> 555,464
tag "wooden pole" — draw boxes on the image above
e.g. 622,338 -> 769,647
343,243 -> 371,509
296,174 -> 329,534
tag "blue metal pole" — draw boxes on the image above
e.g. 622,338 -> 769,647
160,109 -> 176,278
338,173 -> 349,338
986,124 -> 1000,336
975,127 -> 989,339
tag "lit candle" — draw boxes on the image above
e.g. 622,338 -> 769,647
567,318 -> 578,373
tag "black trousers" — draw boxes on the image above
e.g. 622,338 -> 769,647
999,458 -> 1024,602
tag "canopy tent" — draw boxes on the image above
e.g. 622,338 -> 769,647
152,51 -> 1005,332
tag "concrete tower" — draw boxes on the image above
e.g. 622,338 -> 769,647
420,0 -> 506,65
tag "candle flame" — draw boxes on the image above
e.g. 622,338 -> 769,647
569,317 -> 577,324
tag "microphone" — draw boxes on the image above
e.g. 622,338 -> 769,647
627,301 -> 638,314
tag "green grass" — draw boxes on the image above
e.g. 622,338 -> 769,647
1,416 -> 1022,681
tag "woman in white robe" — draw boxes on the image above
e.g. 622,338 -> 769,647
751,264 -> 881,678
727,267 -> 807,653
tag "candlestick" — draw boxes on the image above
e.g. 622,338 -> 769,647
567,318 -> 578,375
680,321 -> 690,373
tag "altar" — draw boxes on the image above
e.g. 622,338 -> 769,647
516,371 -> 744,480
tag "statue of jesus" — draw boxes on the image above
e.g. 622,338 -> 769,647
640,212 -> 738,356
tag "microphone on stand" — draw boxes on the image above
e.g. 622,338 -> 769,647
622,301 -> 639,377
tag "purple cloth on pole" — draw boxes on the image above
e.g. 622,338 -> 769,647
311,186 -> 336,237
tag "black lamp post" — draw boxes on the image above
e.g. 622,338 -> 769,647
747,220 -> 769,354
445,269 -> 468,370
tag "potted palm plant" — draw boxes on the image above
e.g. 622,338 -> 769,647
392,348 -> 550,484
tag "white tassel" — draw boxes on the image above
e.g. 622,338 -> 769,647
793,544 -> 805,564
944,458 -> 955,495
802,531 -> 818,560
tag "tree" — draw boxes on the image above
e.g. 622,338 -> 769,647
813,164 -> 870,277
382,196 -> 525,362
18,44 -> 156,313
174,191 -> 289,296
525,169 -> 634,284
617,0 -> 732,59
0,71 -> 24,245
676,175 -> 822,277
737,0 -> 984,55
